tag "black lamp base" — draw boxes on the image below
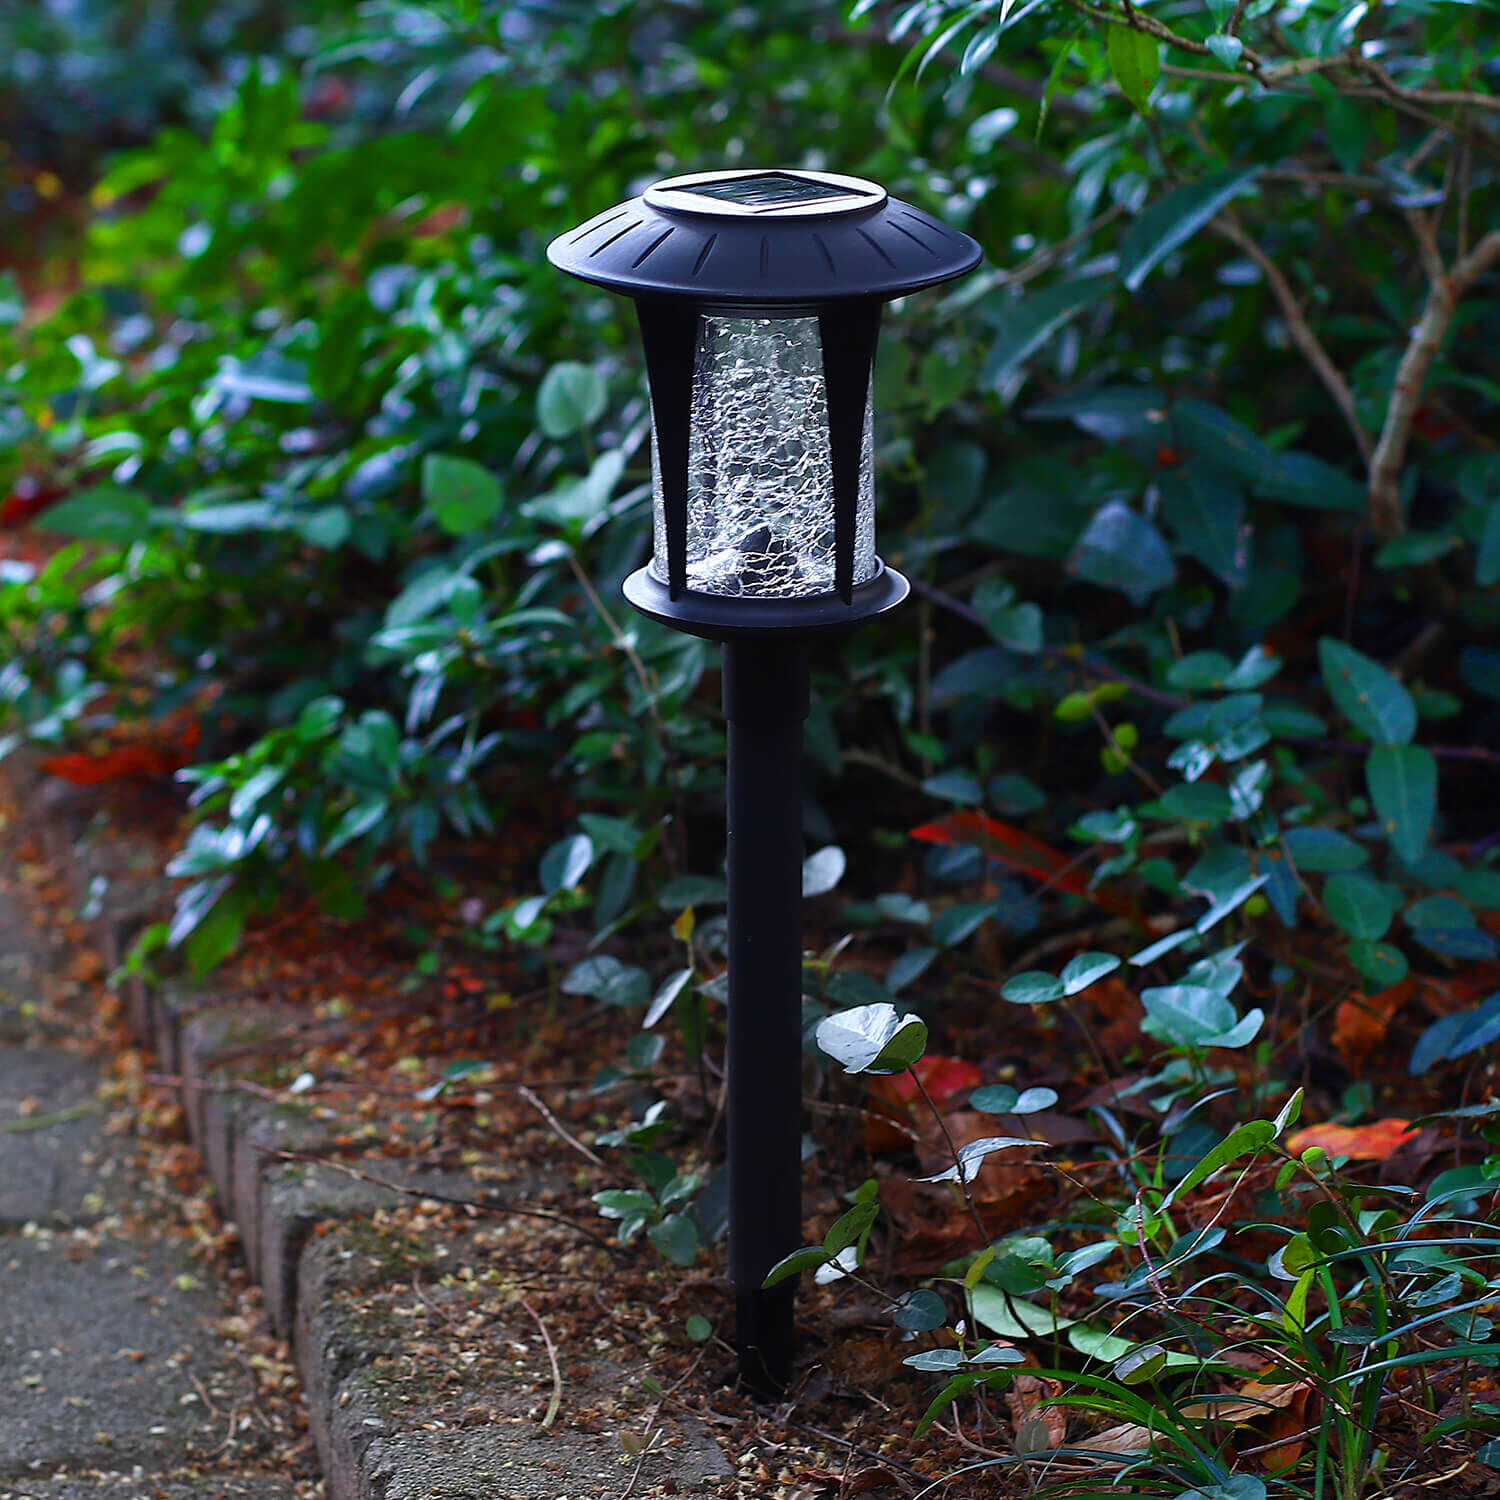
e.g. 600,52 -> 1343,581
622,562 -> 909,643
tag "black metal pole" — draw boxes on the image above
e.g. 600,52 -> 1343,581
722,635 -> 811,1396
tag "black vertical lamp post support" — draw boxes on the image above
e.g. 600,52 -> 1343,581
549,168 -> 979,1394
723,636 -> 809,1390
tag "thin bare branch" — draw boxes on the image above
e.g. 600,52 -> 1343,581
1214,213 -> 1373,465
253,1144 -> 621,1253
1067,0 -> 1267,68
518,1083 -> 604,1166
516,1295 -> 563,1427
1368,227 -> 1500,538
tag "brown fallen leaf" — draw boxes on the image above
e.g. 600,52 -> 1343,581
1007,1369 -> 1066,1453
1332,978 -> 1413,1072
1256,1379 -> 1313,1471
1080,1421 -> 1154,1460
1183,1375 -> 1313,1424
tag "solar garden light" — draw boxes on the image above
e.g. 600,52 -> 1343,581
548,168 -> 979,1393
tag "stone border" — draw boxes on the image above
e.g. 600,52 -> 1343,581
2,752 -> 734,1499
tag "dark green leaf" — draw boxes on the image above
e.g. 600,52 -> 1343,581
1001,971 -> 1064,1004
1119,167 -> 1258,289
1065,500 -> 1176,604
36,486 -> 153,544
1161,782 -> 1233,824
763,1246 -> 833,1287
1347,940 -> 1408,988
1319,638 -> 1416,745
1375,531 -> 1460,569
1105,21 -> 1161,115
1166,651 -> 1234,691
1158,466 -> 1248,587
540,833 -> 594,894
648,1212 -> 700,1266
186,889 -> 247,976
657,876 -> 727,910
1477,501 -> 1500,587
980,277 -> 1112,389
825,1200 -> 880,1256
1282,827 -> 1369,872
1367,744 -> 1436,862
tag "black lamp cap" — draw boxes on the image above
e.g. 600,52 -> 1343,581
547,167 -> 981,310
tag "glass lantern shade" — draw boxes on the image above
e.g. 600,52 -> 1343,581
546,167 -> 982,638
649,315 -> 876,600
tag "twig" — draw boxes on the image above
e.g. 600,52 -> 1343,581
516,1084 -> 603,1166
1,1101 -> 96,1132
1067,0 -> 1267,68
840,746 -> 925,790
908,1067 -> 991,1246
1214,213 -> 1372,465
253,1144 -> 620,1253
1356,58 -> 1500,117
619,1341 -> 714,1499
782,1416 -> 929,1483
563,550 -> 672,791
1368,225 -> 1500,537
998,203 -> 1128,288
516,1294 -> 563,1428
1290,735 -> 1500,766
904,576 -> 1187,707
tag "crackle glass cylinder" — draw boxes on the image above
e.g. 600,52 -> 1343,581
649,315 -> 876,599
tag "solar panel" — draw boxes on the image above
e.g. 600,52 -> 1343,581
678,172 -> 872,209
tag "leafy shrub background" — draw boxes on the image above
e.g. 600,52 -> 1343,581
3,0 -> 1500,1488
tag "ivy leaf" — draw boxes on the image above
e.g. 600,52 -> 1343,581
1347,940 -> 1408,988
1161,1120 -> 1276,1209
648,1212 -> 700,1267
1206,32 -> 1244,67
537,361 -> 607,437
816,1003 -> 928,1075
917,1135 -> 1040,1184
1318,638 -> 1416,746
421,453 -> 504,537
802,845 -> 847,897
1105,21 -> 1160,115
1060,951 -> 1121,995
1002,971 -> 1065,1004
1366,744 -> 1437,863
1411,993 -> 1500,1074
1323,872 -> 1398,941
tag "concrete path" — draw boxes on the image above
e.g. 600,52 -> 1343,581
0,825 -> 317,1499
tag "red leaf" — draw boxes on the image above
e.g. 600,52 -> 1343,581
39,743 -> 179,785
910,811 -> 1142,925
865,1055 -> 983,1154
1286,1118 -> 1413,1161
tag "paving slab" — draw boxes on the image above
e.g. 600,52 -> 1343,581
0,1228 -> 244,1476
0,1476 -> 299,1499
0,1048 -> 120,1228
